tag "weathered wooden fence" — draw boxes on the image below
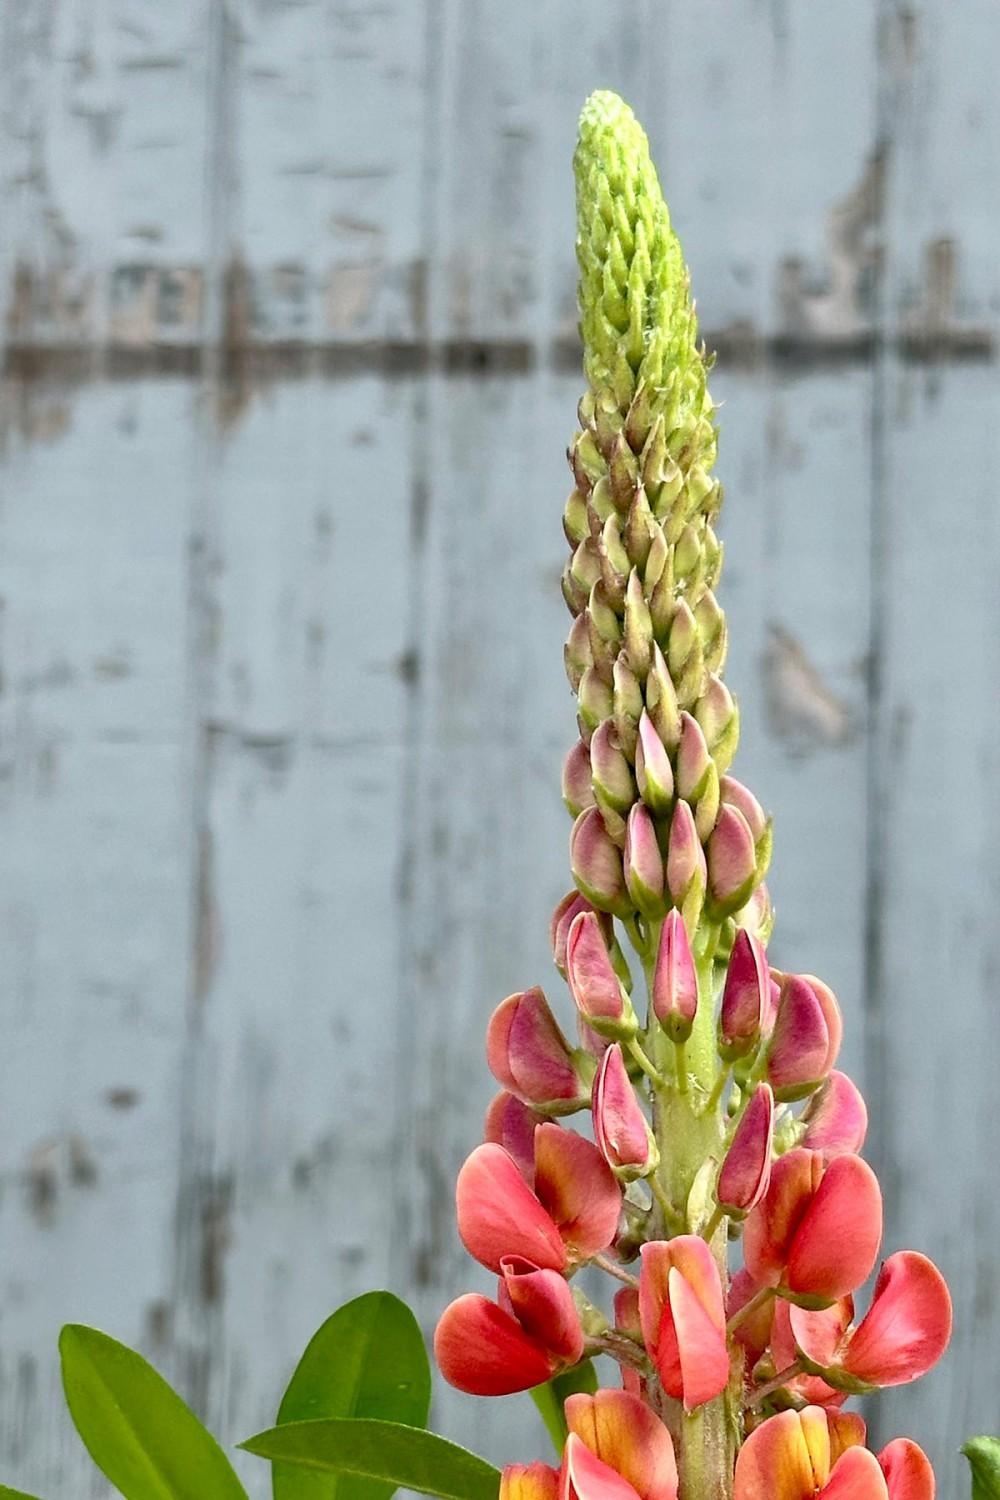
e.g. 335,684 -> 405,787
1,2 -> 998,1494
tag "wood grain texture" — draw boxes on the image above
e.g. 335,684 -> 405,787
1,1 -> 998,1496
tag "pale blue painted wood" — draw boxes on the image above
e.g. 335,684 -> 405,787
0,2 -> 997,1497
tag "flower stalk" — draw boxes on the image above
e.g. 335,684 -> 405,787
434,89 -> 952,1500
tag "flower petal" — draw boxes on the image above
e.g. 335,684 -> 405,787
564,1390 -> 678,1500
843,1252 -> 952,1387
456,1143 -> 567,1272
533,1122 -> 622,1260
500,1256 -> 584,1364
434,1295 -> 557,1395
668,1266 -> 730,1411
877,1439 -> 935,1500
801,1071 -> 868,1156
562,1434 -> 644,1500
502,1463 -> 561,1500
734,1409 -> 821,1500
786,1154 -> 882,1299
822,1447 -> 888,1500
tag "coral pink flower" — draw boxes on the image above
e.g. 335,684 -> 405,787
717,1083 -> 774,1216
734,1406 -> 890,1500
435,1254 -> 584,1396
487,987 -> 592,1113
743,1148 -> 882,1302
483,1092 -> 544,1183
638,1236 -> 730,1411
789,1251 -> 952,1392
593,1044 -> 657,1179
801,1070 -> 868,1155
562,1389 -> 678,1500
456,1124 -> 621,1273
769,1295 -> 851,1407
727,1269 -> 776,1367
551,892 -> 609,977
877,1440 -> 935,1500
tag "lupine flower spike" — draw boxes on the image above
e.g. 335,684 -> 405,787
435,90 -> 952,1500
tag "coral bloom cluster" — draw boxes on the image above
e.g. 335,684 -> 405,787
434,91 -> 953,1500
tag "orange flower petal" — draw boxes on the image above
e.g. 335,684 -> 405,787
562,1434 -> 644,1500
786,1155 -> 882,1299
434,1294 -> 558,1395
734,1409 -> 819,1500
502,1462 -> 561,1500
844,1252 -> 952,1388
668,1266 -> 730,1411
564,1390 -> 677,1500
827,1411 -> 867,1465
456,1143 -> 567,1272
877,1439 -> 935,1500
822,1447 -> 888,1500
534,1123 -> 622,1260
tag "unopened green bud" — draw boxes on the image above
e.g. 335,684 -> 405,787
695,674 -> 740,774
624,569 -> 653,678
612,652 -> 643,760
565,612 -> 594,692
645,643 -> 682,750
590,720 -> 636,815
563,489 -> 590,547
578,666 -> 613,733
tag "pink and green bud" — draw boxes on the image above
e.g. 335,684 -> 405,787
570,808 -> 630,916
801,1069 -> 868,1156
732,879 -> 775,946
486,988 -> 593,1115
675,712 -> 713,803
590,719 -> 637,815
706,804 -> 757,915
695,674 -> 739,774
550,890 -> 608,977
652,909 -> 698,1041
624,803 -> 666,916
563,740 -> 596,817
577,667 -> 614,736
565,612 -> 594,692
612,652 -> 643,759
624,569 -> 654,678
645,643 -> 682,750
767,974 -> 842,1102
635,710 -> 674,815
566,910 -> 637,1038
665,799 -> 707,923
720,775 -> 768,843
719,928 -> 771,1060
717,1082 -> 774,1218
593,1043 -> 659,1180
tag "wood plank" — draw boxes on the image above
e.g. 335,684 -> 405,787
0,381 -> 200,1497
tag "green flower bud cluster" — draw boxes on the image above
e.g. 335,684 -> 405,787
564,91 -> 771,940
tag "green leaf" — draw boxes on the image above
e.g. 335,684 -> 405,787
0,1486 -> 45,1499
274,1291 -> 431,1500
59,1324 -> 249,1500
963,1438 -> 1000,1500
530,1360 -> 598,1453
242,1420 -> 499,1500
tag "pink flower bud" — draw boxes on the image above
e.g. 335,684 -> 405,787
666,799 -> 707,910
744,1148 -> 883,1303
624,803 -> 666,916
676,712 -> 712,802
563,1390 -> 678,1500
727,1269 -> 776,1366
790,1251 -> 952,1392
652,909 -> 698,1041
570,808 -> 629,916
706,804 -> 757,913
550,892 -> 610,977
719,928 -> 771,1059
590,719 -> 636,815
720,775 -> 768,842
435,1254 -> 584,1396
486,988 -> 591,1114
566,911 -> 635,1038
562,740 -> 596,817
767,975 -> 841,1101
483,1092 -> 543,1184
635,709 -> 674,815
717,1083 -> 774,1216
695,675 -> 739,773
639,1236 -> 730,1412
593,1044 -> 658,1180
801,1070 -> 868,1156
